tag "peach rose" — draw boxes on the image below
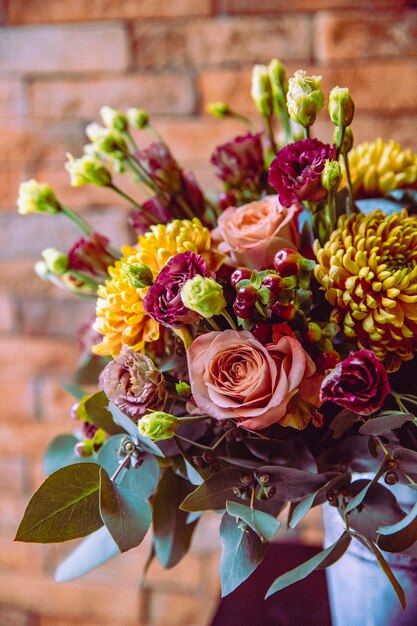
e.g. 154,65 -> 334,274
211,195 -> 300,269
187,329 -> 322,430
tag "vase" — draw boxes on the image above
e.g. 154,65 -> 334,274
322,482 -> 417,626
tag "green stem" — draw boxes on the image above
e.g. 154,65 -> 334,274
61,205 -> 94,236
264,115 -> 277,154
207,317 -> 222,332
328,190 -> 336,232
303,126 -> 310,139
342,150 -> 355,216
110,184 -> 159,224
111,451 -> 134,482
221,309 -> 238,331
124,130 -> 139,152
177,415 -> 210,423
231,112 -> 256,130
66,270 -> 102,290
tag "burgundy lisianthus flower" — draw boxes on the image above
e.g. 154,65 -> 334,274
320,349 -> 390,416
269,138 -> 337,208
135,142 -> 183,194
143,251 -> 212,327
129,195 -> 173,235
211,132 -> 264,190
100,345 -> 166,420
68,233 -> 118,276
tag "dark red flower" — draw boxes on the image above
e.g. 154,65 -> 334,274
320,349 -> 390,416
129,196 -> 173,235
143,251 -> 212,327
269,139 -> 337,208
211,132 -> 264,190
135,142 -> 183,193
68,233 -> 117,276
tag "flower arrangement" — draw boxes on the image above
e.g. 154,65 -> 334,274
16,60 -> 417,608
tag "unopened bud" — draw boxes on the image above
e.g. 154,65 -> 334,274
207,102 -> 232,118
41,248 -> 69,274
65,154 -> 112,187
287,70 -> 324,128
321,159 -> 342,193
329,86 -> 355,128
100,106 -> 128,132
122,263 -> 154,289
175,381 -> 191,397
127,108 -> 149,129
180,276 -> 226,319
138,411 -> 179,442
17,179 -> 61,216
333,126 -> 354,154
251,64 -> 273,117
268,59 -> 288,112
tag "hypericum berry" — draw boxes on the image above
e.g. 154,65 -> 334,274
271,302 -> 295,321
219,191 -> 236,211
252,321 -> 272,344
262,273 -> 283,297
230,267 -> 252,289
316,350 -> 340,373
74,442 -> 92,458
273,248 -> 303,277
305,322 -> 322,343
233,301 -> 255,319
237,285 -> 258,306
384,471 -> 399,486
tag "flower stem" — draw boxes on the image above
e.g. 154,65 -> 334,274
111,450 -> 134,482
342,149 -> 355,216
303,126 -> 310,139
221,309 -> 238,331
110,183 -> 159,224
61,205 -> 94,236
231,112 -> 256,130
264,115 -> 277,154
206,317 -> 222,332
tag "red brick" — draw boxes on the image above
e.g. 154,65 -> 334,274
131,16 -> 311,70
0,80 -> 26,121
7,0 -> 211,23
39,618 -> 139,626
315,11 -> 417,62
221,0 -> 406,13
0,336 -> 79,376
0,293 -> 16,332
0,537 -> 43,573
36,376 -> 81,423
145,553 -> 202,592
0,422 -> 74,457
0,605 -> 38,626
29,74 -> 196,121
198,61 -> 417,115
0,24 -> 128,73
0,455 -> 31,494
148,590 -> 218,626
0,379 -> 35,422
0,166 -> 30,210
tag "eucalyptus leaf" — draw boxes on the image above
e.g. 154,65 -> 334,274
345,456 -> 389,514
226,501 -> 280,542
180,468 -> 245,512
346,481 -> 405,541
62,383 -> 87,400
153,469 -> 198,568
289,474 -> 351,529
55,526 -> 120,582
220,512 -> 267,596
265,532 -> 351,598
99,468 -> 151,553
259,466 -> 327,500
329,409 -> 361,439
377,501 -> 417,553
359,412 -> 415,436
15,463 -> 103,543
109,402 -> 164,457
43,434 -> 91,475
348,529 -> 406,609
79,392 -> 124,435
97,435 -> 160,499
392,447 -> 417,477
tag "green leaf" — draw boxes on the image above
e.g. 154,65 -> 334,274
99,468 -> 151,553
220,512 -> 267,596
289,474 -> 351,529
359,412 -> 415,436
55,526 -> 120,582
43,434 -> 91,475
78,392 -> 124,435
108,402 -> 164,457
265,532 -> 351,598
329,409 -> 361,439
392,447 -> 417,477
62,383 -> 87,400
226,501 -> 280,542
348,529 -> 406,609
378,501 -> 417,553
258,465 -> 327,500
179,468 -> 244,512
346,481 -> 405,541
153,469 -> 198,569
74,354 -> 109,385
15,463 -> 103,543
345,455 -> 389,514
97,435 -> 160,499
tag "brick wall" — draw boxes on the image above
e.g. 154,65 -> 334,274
1,1 -> 416,624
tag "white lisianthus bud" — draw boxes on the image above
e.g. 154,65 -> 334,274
251,65 -> 273,117
41,248 -> 69,274
100,106 -> 128,132
328,86 -> 355,128
65,153 -> 112,187
17,179 -> 61,215
287,70 -> 324,128
127,108 -> 149,129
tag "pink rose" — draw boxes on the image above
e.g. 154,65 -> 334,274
211,195 -> 300,269
187,329 -> 322,430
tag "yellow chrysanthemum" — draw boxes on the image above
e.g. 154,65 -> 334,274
342,138 -> 417,196
314,209 -> 417,372
93,218 -> 213,357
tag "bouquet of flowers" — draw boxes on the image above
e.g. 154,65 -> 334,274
16,60 -> 417,607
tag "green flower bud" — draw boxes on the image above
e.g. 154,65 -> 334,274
127,108 -> 149,129
268,59 -> 288,112
333,126 -> 354,153
122,263 -> 154,289
321,159 -> 342,193
100,106 -> 128,132
180,276 -> 226,319
65,153 -> 112,187
251,64 -> 273,117
41,248 -> 69,274
34,260 -> 49,280
328,86 -> 355,128
138,411 -> 179,442
207,102 -> 232,118
17,179 -> 61,215
175,381 -> 191,397
287,70 -> 324,128
85,124 -> 127,157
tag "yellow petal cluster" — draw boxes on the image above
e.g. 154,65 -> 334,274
342,138 -> 417,196
314,209 -> 417,372
93,218 -> 212,357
